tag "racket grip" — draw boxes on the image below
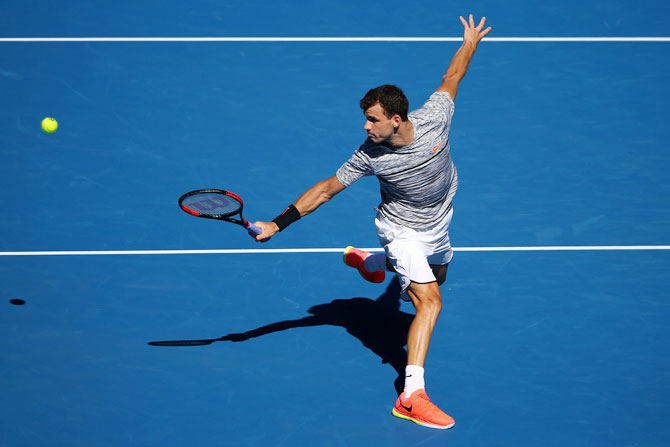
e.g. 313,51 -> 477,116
247,222 -> 263,236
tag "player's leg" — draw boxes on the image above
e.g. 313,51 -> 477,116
376,207 -> 454,427
405,281 -> 442,367
384,243 -> 454,429
392,280 -> 454,429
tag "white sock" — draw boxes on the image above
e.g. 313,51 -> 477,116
403,365 -> 425,397
363,253 -> 388,272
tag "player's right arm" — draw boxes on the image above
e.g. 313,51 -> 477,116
437,14 -> 492,100
253,175 -> 346,242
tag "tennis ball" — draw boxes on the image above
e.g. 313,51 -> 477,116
41,117 -> 58,133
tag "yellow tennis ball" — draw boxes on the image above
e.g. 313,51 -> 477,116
41,117 -> 58,133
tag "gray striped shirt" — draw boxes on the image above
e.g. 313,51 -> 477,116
336,91 -> 458,230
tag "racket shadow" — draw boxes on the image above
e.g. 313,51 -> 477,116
148,277 -> 412,395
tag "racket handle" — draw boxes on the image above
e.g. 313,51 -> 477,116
247,222 -> 262,236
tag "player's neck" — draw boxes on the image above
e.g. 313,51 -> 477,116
389,120 -> 414,148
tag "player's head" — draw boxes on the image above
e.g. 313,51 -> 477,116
360,85 -> 409,144
360,84 -> 409,121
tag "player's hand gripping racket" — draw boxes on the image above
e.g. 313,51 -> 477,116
179,189 -> 262,236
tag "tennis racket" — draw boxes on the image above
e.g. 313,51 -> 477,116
179,189 -> 262,236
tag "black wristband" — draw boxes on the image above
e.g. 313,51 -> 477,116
272,204 -> 301,231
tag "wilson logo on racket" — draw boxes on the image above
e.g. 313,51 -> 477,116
189,197 -> 233,213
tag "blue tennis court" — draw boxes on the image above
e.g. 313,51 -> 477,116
2,1 -> 669,446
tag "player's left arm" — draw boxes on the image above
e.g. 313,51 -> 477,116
437,14 -> 492,100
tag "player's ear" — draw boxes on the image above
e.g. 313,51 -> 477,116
392,115 -> 402,132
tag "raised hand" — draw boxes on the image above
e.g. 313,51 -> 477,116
460,14 -> 492,49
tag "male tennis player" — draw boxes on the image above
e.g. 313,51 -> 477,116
253,15 -> 491,429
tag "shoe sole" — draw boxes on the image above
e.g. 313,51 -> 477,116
392,407 -> 455,430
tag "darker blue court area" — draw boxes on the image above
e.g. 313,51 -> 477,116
1,1 -> 670,446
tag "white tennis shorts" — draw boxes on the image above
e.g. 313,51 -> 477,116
375,206 -> 454,294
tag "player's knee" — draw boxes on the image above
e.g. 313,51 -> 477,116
425,290 -> 442,314
421,295 -> 442,321
411,283 -> 442,315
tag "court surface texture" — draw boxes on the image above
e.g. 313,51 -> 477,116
1,1 -> 669,446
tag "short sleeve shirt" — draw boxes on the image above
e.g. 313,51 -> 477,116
336,91 -> 458,230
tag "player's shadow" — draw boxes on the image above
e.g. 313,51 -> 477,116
149,277 -> 413,394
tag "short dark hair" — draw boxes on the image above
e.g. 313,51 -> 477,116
360,84 -> 409,121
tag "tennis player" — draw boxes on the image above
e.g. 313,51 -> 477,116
253,14 -> 491,429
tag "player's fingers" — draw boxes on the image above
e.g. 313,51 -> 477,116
480,26 -> 492,38
469,14 -> 475,28
459,15 -> 468,28
476,16 -> 487,31
252,231 -> 266,242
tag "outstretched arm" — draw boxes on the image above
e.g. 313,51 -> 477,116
253,174 -> 346,242
437,14 -> 492,100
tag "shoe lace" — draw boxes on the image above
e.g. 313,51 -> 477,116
412,392 -> 441,415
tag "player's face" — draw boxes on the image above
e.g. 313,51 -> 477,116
363,103 -> 395,144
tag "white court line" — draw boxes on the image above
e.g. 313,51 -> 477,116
0,246 -> 669,256
1,37 -> 669,42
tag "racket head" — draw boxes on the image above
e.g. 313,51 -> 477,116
179,189 -> 244,219
179,189 -> 262,236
